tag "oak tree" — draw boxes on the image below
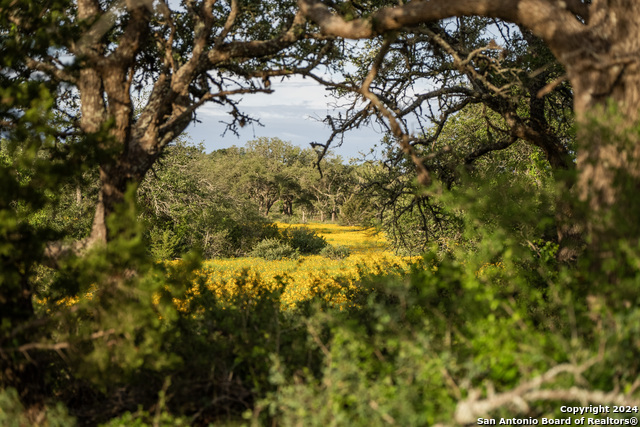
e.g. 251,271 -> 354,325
2,0 -> 333,258
299,0 -> 640,260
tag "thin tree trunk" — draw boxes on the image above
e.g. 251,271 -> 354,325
75,184 -> 82,205
561,9 -> 640,263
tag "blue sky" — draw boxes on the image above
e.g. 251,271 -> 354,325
185,75 -> 387,160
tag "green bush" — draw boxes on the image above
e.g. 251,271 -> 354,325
0,387 -> 76,427
259,243 -> 628,426
98,380 -> 190,427
250,238 -> 300,260
281,227 -> 327,254
149,227 -> 183,260
319,244 -> 351,260
154,271 -> 321,425
339,194 -> 376,227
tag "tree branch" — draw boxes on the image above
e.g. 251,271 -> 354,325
24,57 -> 76,84
75,0 -> 154,55
107,0 -> 153,65
359,36 -> 432,187
207,9 -> 307,64
298,0 -> 585,59
561,0 -> 590,22
464,135 -> 517,165
455,361 -> 639,424
214,0 -> 239,44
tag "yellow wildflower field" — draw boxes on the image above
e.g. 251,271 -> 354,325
275,222 -> 388,253
179,223 -> 419,310
43,223 -> 418,311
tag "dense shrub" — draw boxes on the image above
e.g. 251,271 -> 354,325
139,141 -> 281,260
250,238 -> 300,260
281,227 -> 328,254
256,241 -> 640,426
339,194 -> 377,227
4,93 -> 640,427
246,157 -> 640,425
319,244 -> 351,259
149,228 -> 182,261
0,387 -> 76,426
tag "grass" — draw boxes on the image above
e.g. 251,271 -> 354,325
41,223 -> 418,311
275,222 -> 388,254
172,223 -> 418,310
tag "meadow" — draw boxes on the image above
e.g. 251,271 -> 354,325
172,223 -> 419,311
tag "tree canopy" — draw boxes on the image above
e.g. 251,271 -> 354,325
2,0 -> 640,425
300,0 -> 640,258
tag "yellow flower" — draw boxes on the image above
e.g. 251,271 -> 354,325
175,224 -> 419,310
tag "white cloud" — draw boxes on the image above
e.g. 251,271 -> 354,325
186,74 -> 384,159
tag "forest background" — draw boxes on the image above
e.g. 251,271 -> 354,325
2,0 -> 640,425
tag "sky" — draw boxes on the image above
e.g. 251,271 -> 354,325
185,75 -> 387,160
159,0 -> 420,160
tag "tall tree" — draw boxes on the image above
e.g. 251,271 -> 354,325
308,156 -> 352,222
1,0 -> 332,257
299,0 -> 640,260
313,17 -> 574,173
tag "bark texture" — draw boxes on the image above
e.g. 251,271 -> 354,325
35,1 -> 309,256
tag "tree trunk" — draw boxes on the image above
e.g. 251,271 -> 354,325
75,184 -> 82,206
560,7 -> 640,262
300,0 -> 640,265
85,150 -> 145,246
555,193 -> 584,264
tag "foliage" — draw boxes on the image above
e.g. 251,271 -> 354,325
353,105 -> 559,255
5,123 -> 640,427
191,255 -> 415,311
319,244 -> 351,260
316,8 -> 574,175
1,137 -> 99,241
250,238 -> 300,261
0,72 -> 82,405
255,175 -> 640,426
282,222 -> 389,254
40,191 -> 191,385
63,224 -> 412,313
97,380 -> 190,427
3,1 -> 640,425
280,226 -> 328,255
338,192 -> 378,227
0,387 -> 76,427
148,228 -> 183,261
206,138 -> 356,222
0,0 -> 339,256
139,139 -> 279,259
157,269 -> 321,425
